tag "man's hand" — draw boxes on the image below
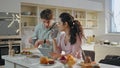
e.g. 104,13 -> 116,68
34,40 -> 44,48
28,38 -> 33,44
49,52 -> 61,60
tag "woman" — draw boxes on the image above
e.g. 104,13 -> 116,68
52,13 -> 85,59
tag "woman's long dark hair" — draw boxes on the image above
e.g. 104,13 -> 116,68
59,13 -> 84,45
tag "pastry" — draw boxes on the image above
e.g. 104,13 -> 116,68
66,54 -> 76,68
48,59 -> 55,64
40,56 -> 49,64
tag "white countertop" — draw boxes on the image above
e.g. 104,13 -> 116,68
2,47 -> 120,68
81,44 -> 120,51
82,44 -> 95,51
2,55 -> 38,68
1,55 -> 82,68
2,55 -> 64,68
2,54 -> 120,68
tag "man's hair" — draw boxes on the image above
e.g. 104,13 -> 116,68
40,9 -> 53,20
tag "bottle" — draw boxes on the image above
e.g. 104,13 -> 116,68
8,41 -> 15,56
87,36 -> 91,44
92,35 -> 95,42
8,41 -> 12,56
11,49 -> 15,56
90,35 -> 96,42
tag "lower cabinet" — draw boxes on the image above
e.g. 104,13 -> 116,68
5,60 -> 28,68
5,61 -> 14,68
16,64 -> 28,68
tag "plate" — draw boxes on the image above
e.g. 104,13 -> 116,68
27,55 -> 40,58
40,61 -> 56,66
21,51 -> 33,55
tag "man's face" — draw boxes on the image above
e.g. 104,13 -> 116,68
42,19 -> 50,28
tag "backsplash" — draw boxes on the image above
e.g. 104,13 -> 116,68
21,28 -> 34,48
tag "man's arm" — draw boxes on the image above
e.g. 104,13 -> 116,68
29,23 -> 41,45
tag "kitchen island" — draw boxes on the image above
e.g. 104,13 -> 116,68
2,46 -> 120,68
2,55 -> 64,68
2,54 -> 120,68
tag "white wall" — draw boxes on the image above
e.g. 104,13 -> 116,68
0,0 -> 20,12
21,28 -> 34,48
21,0 -> 103,11
0,0 -> 103,12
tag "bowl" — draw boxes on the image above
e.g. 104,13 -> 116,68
111,42 -> 118,46
21,11 -> 31,15
38,46 -> 53,58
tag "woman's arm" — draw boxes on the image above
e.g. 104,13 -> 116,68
71,45 -> 81,59
52,38 -> 61,53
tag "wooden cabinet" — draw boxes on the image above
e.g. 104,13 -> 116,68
21,3 -> 98,29
21,3 -> 37,28
73,11 -> 98,28
73,11 -> 86,28
86,12 -> 97,28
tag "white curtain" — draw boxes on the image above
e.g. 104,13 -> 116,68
111,0 -> 120,32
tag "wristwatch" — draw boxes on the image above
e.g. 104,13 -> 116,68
44,39 -> 46,43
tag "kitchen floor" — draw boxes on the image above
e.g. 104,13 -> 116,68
0,66 -> 4,68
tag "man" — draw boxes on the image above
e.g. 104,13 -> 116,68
29,9 -> 58,48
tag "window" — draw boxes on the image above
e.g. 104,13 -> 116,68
110,0 -> 120,32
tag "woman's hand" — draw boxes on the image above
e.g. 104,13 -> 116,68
49,52 -> 61,60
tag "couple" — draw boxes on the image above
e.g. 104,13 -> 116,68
29,9 -> 85,59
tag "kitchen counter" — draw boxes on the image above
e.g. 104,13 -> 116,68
95,45 -> 120,62
2,48 -> 120,68
82,44 -> 95,51
2,54 -> 64,68
2,54 -> 120,68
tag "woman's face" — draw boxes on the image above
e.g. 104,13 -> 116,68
57,18 -> 67,31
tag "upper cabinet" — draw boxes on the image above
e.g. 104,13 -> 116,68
21,3 -> 99,29
73,11 -> 98,28
73,11 -> 86,28
21,3 -> 38,28
86,12 -> 98,28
